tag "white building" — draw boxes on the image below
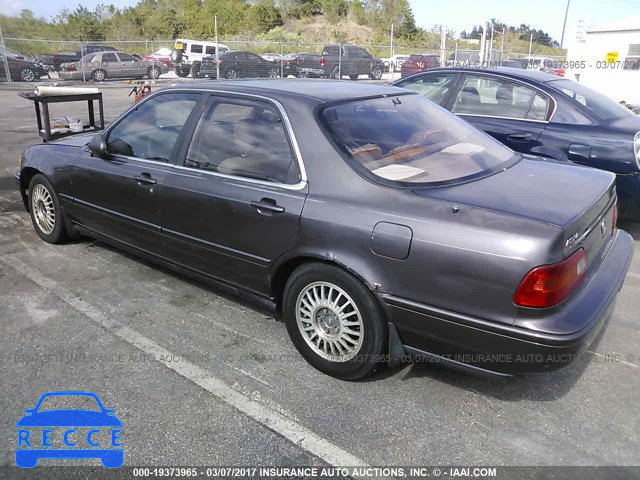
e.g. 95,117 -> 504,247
566,16 -> 640,104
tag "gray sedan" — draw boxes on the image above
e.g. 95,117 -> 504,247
58,51 -> 168,81
16,80 -> 634,380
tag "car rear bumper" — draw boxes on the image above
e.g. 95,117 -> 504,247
382,229 -> 634,376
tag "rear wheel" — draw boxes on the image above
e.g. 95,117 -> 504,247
175,66 -> 190,77
369,65 -> 383,80
349,74 -> 359,80
225,68 -> 238,79
28,174 -> 67,244
267,66 -> 279,78
283,263 -> 387,380
147,65 -> 161,79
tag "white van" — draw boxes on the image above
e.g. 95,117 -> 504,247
174,39 -> 230,65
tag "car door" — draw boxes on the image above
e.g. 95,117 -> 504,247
99,52 -> 123,79
447,73 -> 551,154
116,52 -> 139,78
159,94 -> 307,296
393,71 -> 462,107
69,92 -> 202,255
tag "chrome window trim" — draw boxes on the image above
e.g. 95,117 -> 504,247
447,71 -> 558,122
105,88 -> 308,191
178,89 -> 308,191
453,113 -> 550,124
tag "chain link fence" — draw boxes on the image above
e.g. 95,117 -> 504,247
0,34 -> 566,84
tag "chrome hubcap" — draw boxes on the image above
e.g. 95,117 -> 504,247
32,184 -> 55,234
296,281 -> 364,362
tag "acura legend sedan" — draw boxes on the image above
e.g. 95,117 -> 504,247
16,80 -> 633,379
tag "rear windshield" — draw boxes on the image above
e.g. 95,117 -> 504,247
320,94 -> 517,186
409,55 -> 426,61
549,79 -> 634,121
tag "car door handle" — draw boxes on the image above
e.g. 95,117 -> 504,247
507,133 -> 532,142
250,198 -> 285,214
134,173 -> 156,185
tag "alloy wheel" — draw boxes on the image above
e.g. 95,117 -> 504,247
31,184 -> 56,235
295,281 -> 364,362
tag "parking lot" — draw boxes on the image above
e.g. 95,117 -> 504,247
0,83 -> 639,471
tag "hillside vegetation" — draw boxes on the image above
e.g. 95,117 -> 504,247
0,0 -> 564,58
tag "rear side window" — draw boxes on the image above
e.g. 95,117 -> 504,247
185,97 -> 299,184
191,44 -> 203,54
320,94 -> 516,186
550,78 -> 635,121
205,46 -> 216,55
396,73 -> 458,106
451,75 -> 549,120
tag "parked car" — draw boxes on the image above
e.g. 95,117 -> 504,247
172,38 -> 229,77
40,45 -> 118,71
0,48 -> 50,82
446,50 -> 480,66
523,56 -> 565,76
393,67 -> 640,218
58,51 -> 168,81
400,54 -> 440,77
261,53 -> 282,62
295,45 -> 385,80
195,51 -> 279,79
142,47 -> 174,69
16,80 -> 633,379
500,58 -> 528,69
383,54 -> 410,73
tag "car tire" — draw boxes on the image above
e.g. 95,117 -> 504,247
20,67 -> 36,82
349,74 -> 359,80
283,262 -> 387,380
267,67 -> 279,78
330,66 -> 340,79
369,65 -> 383,80
91,69 -> 106,82
225,68 -> 238,79
28,174 -> 67,244
175,66 -> 190,77
147,65 -> 161,79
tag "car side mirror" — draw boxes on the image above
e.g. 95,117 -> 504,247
88,134 -> 108,158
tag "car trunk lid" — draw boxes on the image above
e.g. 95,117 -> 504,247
413,157 -> 617,264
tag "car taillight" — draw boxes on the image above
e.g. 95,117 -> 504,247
320,57 -> 326,66
513,248 -> 587,308
418,62 -> 425,69
612,202 -> 618,234
65,64 -> 77,71
555,69 -> 565,77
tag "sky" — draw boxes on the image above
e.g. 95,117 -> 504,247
1,0 -> 640,44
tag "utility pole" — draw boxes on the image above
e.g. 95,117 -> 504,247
215,15 -> 220,80
0,23 -> 12,83
528,33 -> 533,57
489,22 -> 494,62
560,0 -> 571,49
390,22 -> 394,58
